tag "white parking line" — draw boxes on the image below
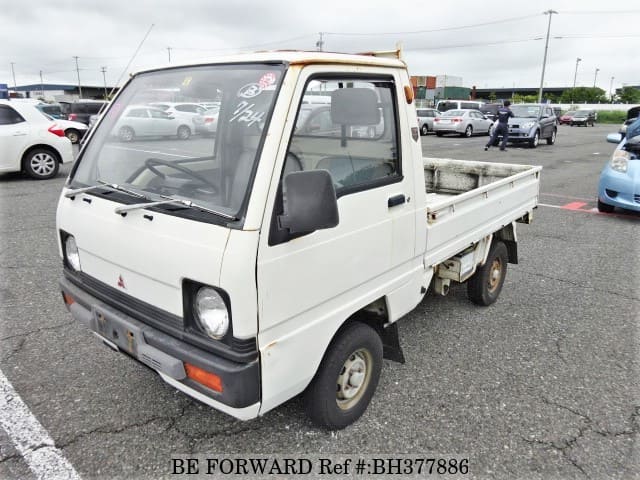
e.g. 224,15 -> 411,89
0,369 -> 81,480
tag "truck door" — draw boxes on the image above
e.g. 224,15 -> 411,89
256,70 -> 416,410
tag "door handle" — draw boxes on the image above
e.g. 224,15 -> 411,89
388,194 -> 406,208
12,132 -> 27,136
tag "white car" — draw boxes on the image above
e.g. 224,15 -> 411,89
0,100 -> 73,179
42,113 -> 88,144
113,106 -> 193,141
433,109 -> 493,137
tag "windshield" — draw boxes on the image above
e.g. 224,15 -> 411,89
71,64 -> 285,220
510,105 -> 541,118
574,110 -> 590,116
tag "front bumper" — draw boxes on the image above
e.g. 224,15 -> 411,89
60,275 -> 261,420
598,165 -> 640,212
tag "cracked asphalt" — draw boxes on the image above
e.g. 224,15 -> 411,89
0,124 -> 638,479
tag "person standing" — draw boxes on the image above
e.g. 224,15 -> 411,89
485,100 -> 514,151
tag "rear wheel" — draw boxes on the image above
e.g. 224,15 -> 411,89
23,148 -> 59,179
304,322 -> 382,429
436,132 -> 444,137
462,125 -> 473,137
546,129 -> 557,145
65,129 -> 80,144
420,124 -> 429,136
467,241 -> 508,306
597,199 -> 614,213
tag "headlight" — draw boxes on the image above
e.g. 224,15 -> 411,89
610,150 -> 630,173
65,235 -> 81,271
194,287 -> 229,339
522,121 -> 536,129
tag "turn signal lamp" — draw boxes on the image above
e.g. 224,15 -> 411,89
184,363 -> 223,392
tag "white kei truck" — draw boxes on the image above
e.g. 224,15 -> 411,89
57,50 -> 541,429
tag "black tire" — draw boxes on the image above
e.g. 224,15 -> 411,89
467,241 -> 508,306
597,199 -> 614,213
22,148 -> 60,180
420,124 -> 429,136
463,125 -> 473,137
436,132 -> 444,137
546,129 -> 557,145
177,125 -> 191,140
304,322 -> 383,430
118,126 -> 135,142
529,131 -> 539,148
65,129 -> 80,144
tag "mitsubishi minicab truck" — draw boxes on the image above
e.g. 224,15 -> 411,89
57,50 -> 541,429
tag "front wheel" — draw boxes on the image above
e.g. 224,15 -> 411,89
23,149 -> 60,179
529,131 -> 539,148
467,241 -> 508,306
177,125 -> 191,140
597,199 -> 614,213
304,322 -> 382,430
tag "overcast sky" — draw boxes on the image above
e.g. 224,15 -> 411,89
1,0 -> 638,94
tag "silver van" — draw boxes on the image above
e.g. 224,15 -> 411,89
436,99 -> 484,113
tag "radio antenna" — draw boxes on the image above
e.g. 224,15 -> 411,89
108,23 -> 155,99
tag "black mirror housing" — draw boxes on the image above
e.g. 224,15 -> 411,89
278,170 -> 339,234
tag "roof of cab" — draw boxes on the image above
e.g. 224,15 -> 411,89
133,50 -> 407,76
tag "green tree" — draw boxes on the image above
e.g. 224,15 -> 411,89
488,91 -> 497,102
560,87 -> 607,103
618,86 -> 640,104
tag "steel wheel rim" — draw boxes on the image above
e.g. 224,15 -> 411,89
336,348 -> 372,410
30,152 -> 56,176
487,258 -> 503,293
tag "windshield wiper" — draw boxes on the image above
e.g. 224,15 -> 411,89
114,196 -> 236,220
64,180 -> 148,200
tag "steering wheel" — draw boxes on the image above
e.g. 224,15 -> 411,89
144,158 -> 219,194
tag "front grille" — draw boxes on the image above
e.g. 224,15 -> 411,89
634,194 -> 640,204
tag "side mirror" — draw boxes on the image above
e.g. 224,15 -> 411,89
278,170 -> 339,234
606,133 -> 623,144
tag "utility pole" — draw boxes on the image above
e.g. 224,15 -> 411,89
10,62 -> 17,90
167,47 -> 172,63
537,9 -> 557,104
572,57 -> 581,103
101,67 -> 108,100
593,68 -> 599,88
39,70 -> 44,99
73,56 -> 83,99
316,32 -> 324,52
609,76 -> 615,101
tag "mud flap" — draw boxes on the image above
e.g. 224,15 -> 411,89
381,322 -> 405,364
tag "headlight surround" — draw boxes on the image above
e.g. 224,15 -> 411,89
610,150 -> 630,173
194,287 -> 229,339
65,235 -> 81,271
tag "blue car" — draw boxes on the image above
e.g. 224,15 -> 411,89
597,118 -> 640,213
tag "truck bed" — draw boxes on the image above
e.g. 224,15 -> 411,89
422,157 -> 541,267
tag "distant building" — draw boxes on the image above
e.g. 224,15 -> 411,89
10,83 -> 118,102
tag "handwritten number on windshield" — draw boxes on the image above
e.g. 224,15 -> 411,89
230,101 -> 266,126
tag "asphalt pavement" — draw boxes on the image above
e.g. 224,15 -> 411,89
0,124 -> 638,479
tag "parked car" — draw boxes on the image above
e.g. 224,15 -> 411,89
113,105 -> 193,141
193,108 -> 219,136
570,110 -> 597,127
597,119 -> 640,213
558,110 -> 576,125
59,100 -> 108,125
620,106 -> 640,137
0,100 -> 73,179
41,113 -> 88,144
490,104 -> 557,148
417,108 -> 438,135
479,103 -> 501,122
433,109 -> 493,137
552,107 -> 562,125
36,103 -> 65,119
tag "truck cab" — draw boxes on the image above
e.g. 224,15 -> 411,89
58,51 -> 540,429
